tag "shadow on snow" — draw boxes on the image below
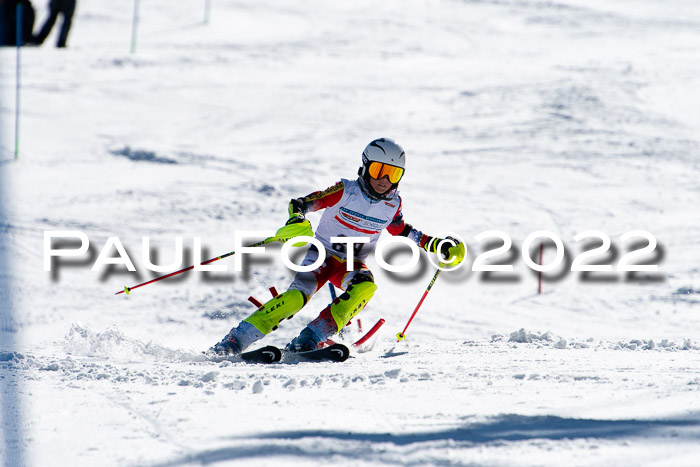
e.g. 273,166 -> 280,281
154,413 -> 700,466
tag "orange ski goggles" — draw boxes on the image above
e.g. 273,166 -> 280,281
367,161 -> 404,184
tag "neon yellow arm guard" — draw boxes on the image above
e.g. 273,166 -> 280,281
275,201 -> 313,246
275,219 -> 313,244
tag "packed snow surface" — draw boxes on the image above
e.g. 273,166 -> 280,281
1,0 -> 700,465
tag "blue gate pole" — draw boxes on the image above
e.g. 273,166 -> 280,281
131,0 -> 140,54
15,3 -> 22,159
204,0 -> 212,24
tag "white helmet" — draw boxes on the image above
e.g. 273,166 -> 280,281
358,138 -> 406,199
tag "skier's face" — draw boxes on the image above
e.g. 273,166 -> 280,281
369,174 -> 393,194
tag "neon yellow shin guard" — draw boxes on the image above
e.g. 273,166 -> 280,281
243,289 -> 305,335
329,281 -> 377,332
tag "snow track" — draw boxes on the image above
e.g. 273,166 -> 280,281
3,325 -> 700,465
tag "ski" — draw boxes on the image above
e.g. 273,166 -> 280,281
292,343 -> 350,362
240,345 -> 282,364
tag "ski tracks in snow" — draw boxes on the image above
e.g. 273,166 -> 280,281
3,324 -> 700,464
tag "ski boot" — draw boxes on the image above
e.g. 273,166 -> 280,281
287,327 -> 322,353
210,321 -> 264,355
286,303 -> 339,353
211,333 -> 242,356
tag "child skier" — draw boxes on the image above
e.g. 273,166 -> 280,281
211,138 -> 465,355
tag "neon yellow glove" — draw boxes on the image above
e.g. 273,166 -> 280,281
436,236 -> 466,268
275,214 -> 313,246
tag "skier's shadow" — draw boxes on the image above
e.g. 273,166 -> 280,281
153,413 -> 700,466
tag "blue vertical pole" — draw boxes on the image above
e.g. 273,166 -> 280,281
328,283 -> 336,300
4,10 -> 24,466
204,0 -> 212,25
131,0 -> 140,54
15,3 -> 21,160
1,7 -> 24,458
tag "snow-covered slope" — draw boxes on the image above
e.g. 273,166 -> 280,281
1,0 -> 700,465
